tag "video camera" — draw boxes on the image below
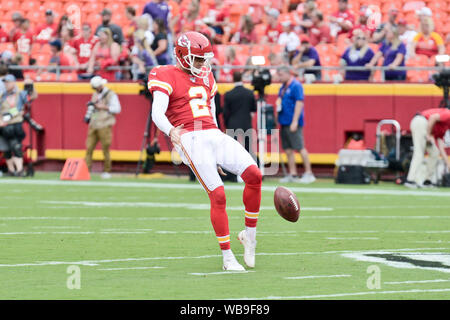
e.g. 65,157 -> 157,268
251,69 -> 271,97
432,69 -> 450,109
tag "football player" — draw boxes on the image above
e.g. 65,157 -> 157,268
149,32 -> 262,271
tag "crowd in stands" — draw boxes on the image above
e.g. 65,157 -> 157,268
0,0 -> 449,83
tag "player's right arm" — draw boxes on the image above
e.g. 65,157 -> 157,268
148,67 -> 183,146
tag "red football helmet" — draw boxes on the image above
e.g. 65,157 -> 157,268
175,31 -> 214,79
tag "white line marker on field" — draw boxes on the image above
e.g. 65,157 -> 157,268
32,226 -> 82,229
3,179 -> 450,197
229,288 -> 450,300
326,237 -> 379,240
284,275 -> 352,280
0,248 -> 446,268
190,271 -> 254,276
384,279 -> 450,285
97,267 -> 166,271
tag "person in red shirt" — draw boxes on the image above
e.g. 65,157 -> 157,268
149,32 -> 262,271
0,26 -> 8,43
34,10 -> 58,44
8,12 -> 24,42
69,23 -> 99,75
405,108 -> 450,188
206,0 -> 230,40
411,17 -> 445,59
46,39 -> 72,74
351,5 -> 375,40
10,18 -> 34,62
218,46 -> 242,83
261,8 -> 282,45
308,10 -> 332,46
177,0 -> 203,35
230,15 -> 258,44
329,0 -> 355,38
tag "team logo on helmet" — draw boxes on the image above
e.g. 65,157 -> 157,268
177,34 -> 190,48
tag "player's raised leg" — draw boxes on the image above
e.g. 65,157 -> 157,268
216,132 -> 262,268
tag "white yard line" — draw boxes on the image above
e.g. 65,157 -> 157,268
384,279 -> 450,285
97,266 -> 166,271
284,275 -> 351,280
2,179 -> 450,197
0,248 -> 445,268
32,226 -> 82,229
326,237 -> 379,240
190,271 -> 254,276
229,288 -> 450,300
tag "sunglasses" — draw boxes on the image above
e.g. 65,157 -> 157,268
356,37 -> 366,40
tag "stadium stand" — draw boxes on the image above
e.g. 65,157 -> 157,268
0,0 -> 448,82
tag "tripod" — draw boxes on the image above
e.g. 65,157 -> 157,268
438,85 -> 450,109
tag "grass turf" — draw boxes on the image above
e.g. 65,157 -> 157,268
0,172 -> 449,299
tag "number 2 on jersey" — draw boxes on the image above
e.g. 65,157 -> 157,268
189,86 -> 211,118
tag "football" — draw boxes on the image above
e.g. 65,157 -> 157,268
274,186 -> 300,222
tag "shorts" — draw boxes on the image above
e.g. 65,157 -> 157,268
175,129 -> 257,193
280,125 -> 304,150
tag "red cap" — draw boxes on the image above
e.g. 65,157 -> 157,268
300,34 -> 310,43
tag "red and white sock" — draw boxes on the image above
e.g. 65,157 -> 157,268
241,165 -> 262,242
208,186 -> 230,250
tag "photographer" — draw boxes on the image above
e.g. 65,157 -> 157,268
85,76 -> 121,179
0,75 -> 37,176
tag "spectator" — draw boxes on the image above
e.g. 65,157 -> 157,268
124,6 -> 138,51
0,75 -> 37,177
278,20 -> 300,61
261,8 -> 281,45
142,0 -> 170,29
405,108 -> 450,188
268,52 -> 288,82
1,52 -> 24,80
55,15 -> 75,41
95,8 -> 124,45
34,10 -> 58,44
291,35 -> 322,81
177,0 -> 202,34
46,39 -> 72,74
87,28 -> 121,81
218,46 -> 242,83
69,23 -> 99,78
230,15 -> 258,44
130,17 -> 156,80
10,18 -> 34,63
410,16 -> 445,60
276,66 -> 315,184
9,12 -> 24,41
0,25 -> 8,43
206,0 -> 231,39
0,64 -> 7,96
367,26 -> 407,81
416,6 -> 433,23
372,8 -> 399,43
308,10 -> 332,46
329,0 -> 355,38
85,76 -> 121,179
340,29 -> 374,81
352,5 -> 376,39
151,18 -> 170,65
398,19 -> 417,60
223,71 -> 257,181
297,0 -> 316,34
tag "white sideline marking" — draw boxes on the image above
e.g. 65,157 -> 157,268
97,266 -> 165,271
0,231 -> 149,235
326,237 -> 379,240
32,226 -> 82,229
2,179 -> 450,197
385,279 -> 450,285
41,201 -> 332,212
190,271 -> 254,276
229,288 -> 450,300
413,241 -> 450,244
0,248 -> 445,268
284,275 -> 351,280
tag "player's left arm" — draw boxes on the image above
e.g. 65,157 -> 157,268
436,138 -> 450,170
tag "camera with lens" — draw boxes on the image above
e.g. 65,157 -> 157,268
84,101 -> 96,123
139,75 -> 152,100
251,69 -> 272,96
24,82 -> 34,95
432,69 -> 450,109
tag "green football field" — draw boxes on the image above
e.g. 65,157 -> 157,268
0,172 -> 449,300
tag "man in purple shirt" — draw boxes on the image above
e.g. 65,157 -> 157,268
142,0 -> 170,28
291,35 -> 322,81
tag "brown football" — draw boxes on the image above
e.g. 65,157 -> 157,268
274,186 -> 300,222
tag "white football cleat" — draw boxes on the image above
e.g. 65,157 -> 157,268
238,230 -> 256,268
223,255 -> 245,271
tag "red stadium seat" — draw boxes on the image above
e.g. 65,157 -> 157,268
34,53 -> 52,66
42,2 -> 63,14
0,42 -> 15,54
406,54 -> 432,83
1,0 -> 19,12
38,72 -> 58,81
20,1 -> 41,13
83,2 -> 104,14
59,72 -> 78,81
